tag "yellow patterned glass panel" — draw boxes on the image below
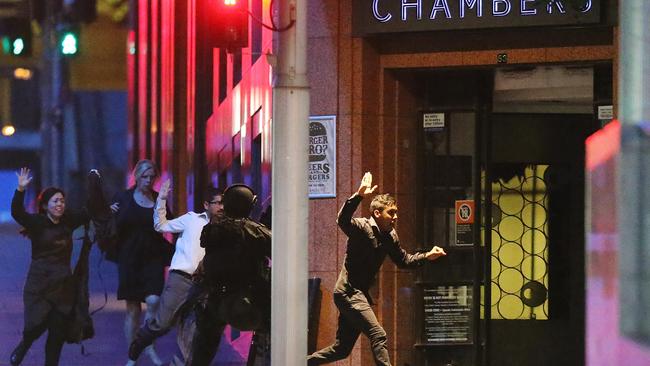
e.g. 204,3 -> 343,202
499,242 -> 525,268
492,256 -> 502,276
498,216 -> 525,241
521,256 -> 547,281
498,268 -> 524,294
498,294 -> 524,319
488,165 -> 549,320
522,203 -> 547,229
522,229 -> 546,255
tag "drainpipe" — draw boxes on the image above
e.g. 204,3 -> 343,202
271,0 -> 309,364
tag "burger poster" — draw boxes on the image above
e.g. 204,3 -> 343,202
309,115 -> 336,198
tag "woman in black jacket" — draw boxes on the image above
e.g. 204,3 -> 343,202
110,159 -> 171,366
9,168 -> 90,366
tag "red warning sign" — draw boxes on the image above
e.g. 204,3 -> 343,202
455,200 -> 474,224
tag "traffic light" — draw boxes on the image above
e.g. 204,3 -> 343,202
0,18 -> 32,57
209,0 -> 248,50
58,25 -> 79,56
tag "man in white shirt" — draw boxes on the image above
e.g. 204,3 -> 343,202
126,181 -> 223,366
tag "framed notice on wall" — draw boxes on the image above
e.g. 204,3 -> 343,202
422,284 -> 474,345
309,115 -> 336,198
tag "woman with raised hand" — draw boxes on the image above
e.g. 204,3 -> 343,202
111,159 -> 172,366
9,168 -> 90,366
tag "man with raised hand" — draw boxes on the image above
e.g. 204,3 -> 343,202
126,180 -> 223,366
308,172 -> 446,365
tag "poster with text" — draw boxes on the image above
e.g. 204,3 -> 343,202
422,285 -> 473,345
309,115 -> 336,198
454,200 -> 474,246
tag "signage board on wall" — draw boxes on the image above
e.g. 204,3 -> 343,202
422,284 -> 474,345
455,199 -> 474,246
597,105 -> 613,121
353,0 -> 601,35
309,115 -> 337,198
423,112 -> 445,132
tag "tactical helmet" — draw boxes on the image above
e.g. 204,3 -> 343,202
222,183 -> 257,218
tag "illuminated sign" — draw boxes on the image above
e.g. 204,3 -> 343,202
353,0 -> 600,35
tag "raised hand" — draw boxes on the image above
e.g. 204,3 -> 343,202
16,167 -> 33,192
356,172 -> 378,197
425,245 -> 446,261
110,203 -> 120,213
159,179 -> 171,200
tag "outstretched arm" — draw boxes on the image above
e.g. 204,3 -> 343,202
387,238 -> 447,268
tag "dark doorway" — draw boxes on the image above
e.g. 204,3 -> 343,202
413,68 -> 601,366
485,113 -> 598,366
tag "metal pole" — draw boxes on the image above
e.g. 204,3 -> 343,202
620,1 -> 650,125
618,0 -> 650,340
40,1 -> 65,188
271,0 -> 309,363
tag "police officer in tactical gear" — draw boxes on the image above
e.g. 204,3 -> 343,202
186,184 -> 271,366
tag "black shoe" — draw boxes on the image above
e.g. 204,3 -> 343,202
128,332 -> 151,361
10,341 -> 28,366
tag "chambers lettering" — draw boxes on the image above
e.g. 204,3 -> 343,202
372,0 -> 592,22
363,0 -> 597,32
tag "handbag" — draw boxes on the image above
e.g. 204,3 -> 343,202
65,224 -> 95,343
87,170 -> 119,262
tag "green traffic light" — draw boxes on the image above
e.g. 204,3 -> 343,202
61,32 -> 78,55
1,36 -> 10,55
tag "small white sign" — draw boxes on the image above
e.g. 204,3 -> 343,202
598,105 -> 613,121
423,113 -> 445,129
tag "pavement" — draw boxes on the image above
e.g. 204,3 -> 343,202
0,223 -> 252,366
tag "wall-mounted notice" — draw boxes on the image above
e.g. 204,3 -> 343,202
309,115 -> 337,198
423,285 -> 473,345
423,112 -> 445,132
455,200 -> 474,246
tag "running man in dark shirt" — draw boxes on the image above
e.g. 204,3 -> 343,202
308,172 -> 446,366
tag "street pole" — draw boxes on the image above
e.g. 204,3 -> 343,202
620,0 -> 650,125
617,0 -> 650,339
40,1 -> 65,187
271,0 -> 309,363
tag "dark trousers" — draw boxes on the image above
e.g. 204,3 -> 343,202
19,310 -> 67,366
307,290 -> 391,366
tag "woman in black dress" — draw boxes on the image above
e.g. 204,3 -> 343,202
9,168 -> 90,366
110,159 -> 171,366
